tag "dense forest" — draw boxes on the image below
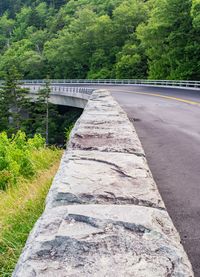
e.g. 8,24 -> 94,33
0,0 -> 199,80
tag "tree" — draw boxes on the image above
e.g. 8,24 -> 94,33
0,0 -> 199,81
137,0 -> 199,80
0,82 -> 10,131
35,79 -> 51,144
0,13 -> 14,52
0,39 -> 45,79
33,79 -> 60,145
115,43 -> 147,79
0,66 -> 31,134
191,0 -> 200,28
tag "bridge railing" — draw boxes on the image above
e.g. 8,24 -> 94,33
22,79 -> 200,89
22,84 -> 94,95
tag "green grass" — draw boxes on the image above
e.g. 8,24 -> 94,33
0,148 -> 62,277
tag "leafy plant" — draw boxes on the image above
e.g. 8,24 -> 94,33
0,131 -> 46,190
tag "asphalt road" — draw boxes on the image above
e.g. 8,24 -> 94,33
62,84 -> 200,275
71,84 -> 200,276
114,86 -> 200,276
112,86 -> 200,270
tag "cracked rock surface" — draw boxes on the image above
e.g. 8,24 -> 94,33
13,90 -> 193,277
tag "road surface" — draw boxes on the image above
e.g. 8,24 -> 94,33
111,86 -> 200,275
114,86 -> 200,276
64,84 -> 200,275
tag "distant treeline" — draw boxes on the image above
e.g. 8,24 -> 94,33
0,0 -> 199,80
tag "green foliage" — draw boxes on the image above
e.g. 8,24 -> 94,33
0,67 -> 80,146
0,66 -> 31,134
191,0 -> 200,28
0,148 -> 62,276
27,133 -> 46,149
0,0 -> 149,80
65,124 -> 74,142
115,43 -> 147,78
26,79 -> 82,145
0,0 -> 199,81
0,130 -> 45,190
0,13 -> 15,51
137,0 -> 200,80
34,79 -> 52,144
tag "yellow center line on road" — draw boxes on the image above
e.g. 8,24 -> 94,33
116,90 -> 200,106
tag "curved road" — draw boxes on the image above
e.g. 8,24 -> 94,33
62,84 -> 200,275
113,86 -> 200,277
111,86 -> 200,276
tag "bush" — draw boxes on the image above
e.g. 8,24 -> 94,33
0,131 -> 46,190
28,134 -> 45,149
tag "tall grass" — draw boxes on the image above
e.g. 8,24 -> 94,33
0,131 -> 62,276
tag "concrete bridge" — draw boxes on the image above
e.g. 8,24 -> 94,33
22,79 -> 200,109
22,84 -> 94,108
13,80 -> 200,276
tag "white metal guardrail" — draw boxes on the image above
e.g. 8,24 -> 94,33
21,85 -> 93,107
22,84 -> 94,96
22,79 -> 200,89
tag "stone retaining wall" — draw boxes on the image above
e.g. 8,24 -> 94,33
13,90 -> 193,277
